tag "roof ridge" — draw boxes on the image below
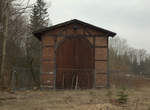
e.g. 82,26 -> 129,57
33,19 -> 116,40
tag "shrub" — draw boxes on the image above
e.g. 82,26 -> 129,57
116,88 -> 128,104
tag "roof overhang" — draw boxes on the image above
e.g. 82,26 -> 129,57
33,19 -> 116,40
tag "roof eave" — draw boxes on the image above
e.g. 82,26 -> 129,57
33,19 -> 117,40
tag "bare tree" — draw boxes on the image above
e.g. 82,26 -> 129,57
0,0 -> 11,88
0,0 -> 32,89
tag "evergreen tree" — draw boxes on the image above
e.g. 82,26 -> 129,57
30,0 -> 49,31
28,0 -> 50,61
26,0 -> 50,88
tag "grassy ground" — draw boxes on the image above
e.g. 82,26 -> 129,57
0,87 -> 150,110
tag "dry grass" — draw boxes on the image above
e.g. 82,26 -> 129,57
0,87 -> 150,110
110,73 -> 150,88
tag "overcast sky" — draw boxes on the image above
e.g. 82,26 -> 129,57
34,0 -> 150,53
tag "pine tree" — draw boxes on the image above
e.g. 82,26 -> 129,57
29,0 -> 49,57
27,0 -> 50,88
30,0 -> 49,31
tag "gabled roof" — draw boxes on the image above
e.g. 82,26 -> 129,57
33,19 -> 116,40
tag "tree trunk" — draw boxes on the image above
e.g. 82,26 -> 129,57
0,2 -> 9,88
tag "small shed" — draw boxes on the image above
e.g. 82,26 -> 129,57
33,19 -> 116,89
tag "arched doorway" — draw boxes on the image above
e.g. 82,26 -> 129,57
56,37 -> 94,89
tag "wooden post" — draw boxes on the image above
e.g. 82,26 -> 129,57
107,37 -> 110,88
75,74 -> 78,89
53,37 -> 57,89
71,72 -> 75,89
62,72 -> 64,88
93,36 -> 96,88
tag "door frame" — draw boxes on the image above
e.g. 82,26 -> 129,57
55,36 -> 93,51
54,36 -> 94,89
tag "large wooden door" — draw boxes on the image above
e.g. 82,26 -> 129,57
56,37 -> 94,89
